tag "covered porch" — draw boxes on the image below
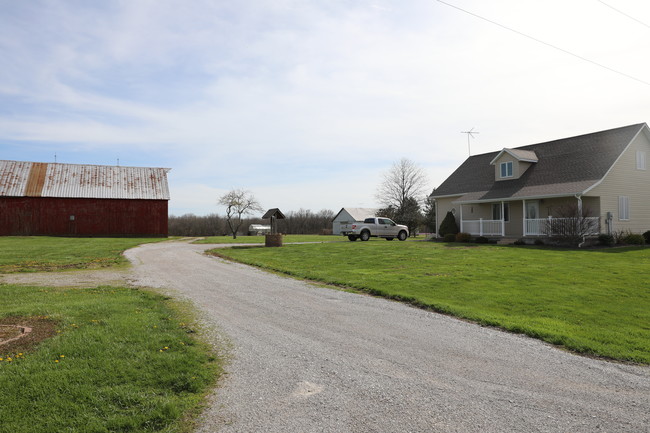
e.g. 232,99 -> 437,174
458,196 -> 601,237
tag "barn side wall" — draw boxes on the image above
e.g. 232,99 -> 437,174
0,197 -> 168,236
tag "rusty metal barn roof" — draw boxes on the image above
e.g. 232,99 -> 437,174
0,160 -> 171,200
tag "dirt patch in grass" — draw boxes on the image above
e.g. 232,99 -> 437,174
0,269 -> 130,287
0,316 -> 58,355
0,260 -> 121,273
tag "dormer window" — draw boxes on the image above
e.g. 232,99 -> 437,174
491,148 -> 537,181
500,161 -> 513,178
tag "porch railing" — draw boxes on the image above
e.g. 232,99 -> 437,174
525,217 -> 600,236
461,219 -> 503,236
524,218 -> 546,236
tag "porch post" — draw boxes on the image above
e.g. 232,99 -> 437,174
576,195 -> 583,235
522,199 -> 527,236
434,199 -> 438,238
460,204 -> 464,233
479,218 -> 483,236
501,201 -> 505,236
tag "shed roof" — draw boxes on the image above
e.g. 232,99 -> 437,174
431,123 -> 647,203
333,207 -> 379,221
262,208 -> 286,219
0,160 -> 171,200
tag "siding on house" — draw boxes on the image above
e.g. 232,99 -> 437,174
586,129 -> 650,233
433,196 -> 460,233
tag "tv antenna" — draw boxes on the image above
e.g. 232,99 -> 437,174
461,127 -> 479,156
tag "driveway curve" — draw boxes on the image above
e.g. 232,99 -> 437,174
120,240 -> 649,433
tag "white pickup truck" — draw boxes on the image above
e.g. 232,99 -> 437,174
341,217 -> 409,241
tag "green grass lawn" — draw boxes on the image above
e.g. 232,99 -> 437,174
195,234 -> 427,244
0,236 -> 168,273
195,234 -> 343,244
0,285 -> 220,433
212,241 -> 650,364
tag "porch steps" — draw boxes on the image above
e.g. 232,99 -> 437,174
496,237 -> 520,245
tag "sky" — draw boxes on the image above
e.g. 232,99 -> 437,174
1,0 -> 649,216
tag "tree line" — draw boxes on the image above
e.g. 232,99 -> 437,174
169,208 -> 336,237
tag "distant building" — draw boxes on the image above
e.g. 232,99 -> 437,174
0,160 -> 171,236
332,207 -> 379,235
248,224 -> 271,235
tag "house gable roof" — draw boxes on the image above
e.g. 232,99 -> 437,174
431,123 -> 647,203
0,160 -> 171,200
489,148 -> 538,165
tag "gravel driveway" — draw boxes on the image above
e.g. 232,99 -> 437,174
5,240 -> 650,432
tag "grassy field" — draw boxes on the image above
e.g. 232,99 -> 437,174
212,241 -> 650,364
195,234 -> 343,244
195,234 -> 427,244
0,285 -> 220,433
0,236 -> 168,273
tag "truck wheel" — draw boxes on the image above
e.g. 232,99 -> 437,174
348,235 -> 358,241
360,230 -> 371,241
385,237 -> 394,241
397,231 -> 407,241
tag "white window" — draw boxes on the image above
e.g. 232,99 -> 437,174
491,203 -> 510,221
619,196 -> 630,220
500,161 -> 513,178
637,151 -> 646,170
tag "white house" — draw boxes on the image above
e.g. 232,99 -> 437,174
431,123 -> 650,239
332,207 -> 379,235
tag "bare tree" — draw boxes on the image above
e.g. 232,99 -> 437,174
544,203 -> 600,246
376,158 -> 428,211
218,189 -> 264,239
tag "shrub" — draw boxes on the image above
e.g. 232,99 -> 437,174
534,239 -> 545,246
643,230 -> 650,244
438,211 -> 459,237
474,236 -> 489,244
622,233 -> 645,245
513,239 -> 526,245
455,232 -> 472,243
443,233 -> 456,242
597,234 -> 615,247
613,230 -> 629,245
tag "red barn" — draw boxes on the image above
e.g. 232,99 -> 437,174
0,160 -> 171,237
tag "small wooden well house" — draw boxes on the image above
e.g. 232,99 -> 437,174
262,208 -> 285,246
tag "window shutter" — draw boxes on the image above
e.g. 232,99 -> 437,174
637,151 -> 646,170
619,196 -> 630,220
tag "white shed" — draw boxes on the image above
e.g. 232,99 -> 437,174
332,207 -> 379,235
248,224 -> 271,235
